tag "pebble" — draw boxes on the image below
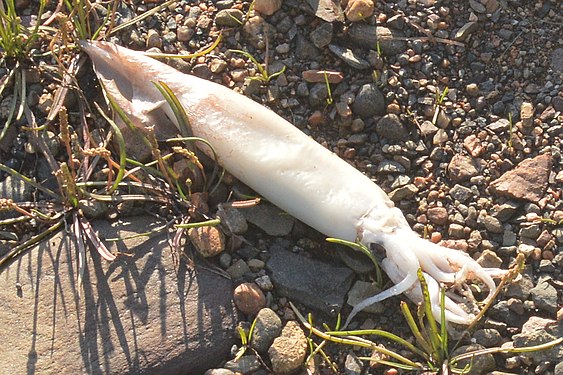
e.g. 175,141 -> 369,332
476,249 -> 503,268
254,275 -> 274,291
250,308 -> 282,353
447,154 -> 479,182
268,321 -> 307,374
352,83 -> 385,118
349,25 -> 406,56
466,83 -> 480,97
344,351 -> 363,375
328,44 -> 370,70
188,226 -> 225,257
302,70 -> 344,84
254,0 -> 282,16
490,153 -> 552,203
451,344 -> 496,374
310,22 -> 333,48
530,279 -> 558,314
223,355 -> 262,373
227,259 -> 251,279
146,29 -> 162,49
233,283 -> 267,316
218,207 -> 248,235
449,184 -> 474,203
455,22 -> 479,41
215,9 -> 244,27
347,281 -> 385,314
242,203 -> 294,236
473,328 -> 502,347
345,0 -> 374,22
375,114 -> 408,141
426,207 -> 448,225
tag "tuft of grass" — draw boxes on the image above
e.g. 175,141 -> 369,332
292,254 -> 560,373
229,49 -> 286,83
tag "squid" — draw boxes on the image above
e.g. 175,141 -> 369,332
81,41 -> 505,325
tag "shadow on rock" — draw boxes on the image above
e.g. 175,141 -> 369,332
0,215 -> 239,375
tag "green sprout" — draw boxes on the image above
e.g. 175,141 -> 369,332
229,49 -> 286,83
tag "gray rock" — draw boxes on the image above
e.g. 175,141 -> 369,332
377,160 -> 406,174
451,344 -> 496,375
376,114 -> 409,141
227,259 -> 252,279
267,249 -> 355,316
243,203 -> 294,236
224,354 -> 262,373
328,44 -> 370,70
306,0 -> 345,22
347,281 -> 384,314
531,279 -> 558,314
0,175 -> 33,204
352,83 -> 385,118
513,317 -> 563,363
218,206 -> 248,235
349,25 -> 406,56
268,321 -> 307,374
215,9 -> 244,27
344,351 -> 362,375
250,308 -> 282,353
0,216 -> 239,374
449,184 -> 474,203
551,48 -> 563,73
480,215 -> 504,234
492,201 -> 520,221
310,22 -> 333,48
388,184 -> 419,201
295,34 -> 320,60
487,118 -> 510,132
473,329 -> 502,347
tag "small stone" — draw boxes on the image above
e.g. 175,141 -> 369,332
223,355 -> 262,373
347,281 -> 385,314
254,0 -> 282,15
451,344 -> 495,375
473,329 -> 502,347
455,22 -> 479,41
349,25 -> 407,56
520,102 -> 534,128
188,226 -> 225,257
176,26 -> 193,42
268,321 -> 308,374
487,118 -> 510,132
427,207 -> 448,225
204,369 -> 235,375
243,203 -> 294,236
477,249 -> 502,268
352,83 -> 385,118
250,308 -> 282,353
449,184 -> 474,203
328,44 -> 370,70
227,259 -> 252,279
464,134 -> 484,157
310,22 -> 333,48
388,184 -> 418,201
234,283 -> 266,315
215,9 -> 244,27
345,0 -> 375,22
247,258 -> 265,272
344,351 -> 362,375
420,120 -> 439,136
447,154 -> 478,182
466,83 -> 480,97
146,29 -> 162,49
218,207 -> 248,235
302,70 -> 344,84
375,114 -> 408,141
490,153 -> 552,203
255,275 -> 274,291
530,280 -> 558,314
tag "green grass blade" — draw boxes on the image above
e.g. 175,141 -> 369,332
93,102 -> 127,194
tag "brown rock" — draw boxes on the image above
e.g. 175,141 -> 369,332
447,154 -> 479,182
233,282 -> 266,315
345,0 -> 375,22
268,321 -> 308,374
490,153 -> 552,203
520,102 -> 534,128
427,207 -> 449,225
254,0 -> 282,15
306,0 -> 345,22
463,134 -> 484,157
302,70 -> 344,84
0,216 -> 239,374
188,225 -> 225,257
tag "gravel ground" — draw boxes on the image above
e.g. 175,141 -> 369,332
1,0 -> 562,374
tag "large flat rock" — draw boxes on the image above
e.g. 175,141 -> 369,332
0,215 -> 239,374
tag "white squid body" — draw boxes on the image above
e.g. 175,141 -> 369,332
82,41 -> 503,325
